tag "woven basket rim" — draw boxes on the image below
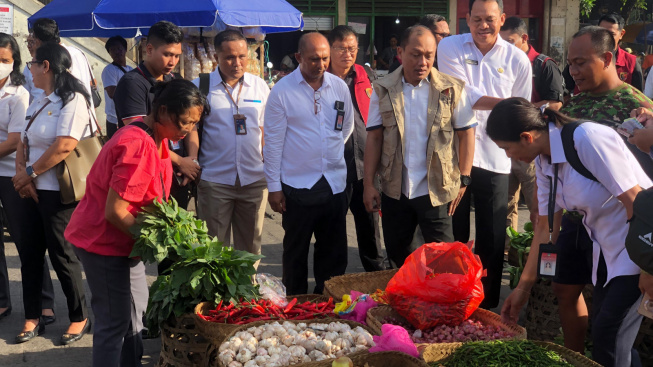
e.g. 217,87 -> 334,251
420,340 -> 601,367
323,269 -> 398,299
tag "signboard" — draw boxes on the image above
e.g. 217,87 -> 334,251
0,3 -> 13,34
348,22 -> 367,35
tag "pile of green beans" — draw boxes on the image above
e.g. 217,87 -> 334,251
432,340 -> 574,367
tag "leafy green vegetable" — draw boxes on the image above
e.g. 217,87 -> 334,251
505,222 -> 533,289
432,340 -> 573,367
129,197 -> 262,332
129,197 -> 210,263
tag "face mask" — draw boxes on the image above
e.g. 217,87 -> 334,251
0,63 -> 12,81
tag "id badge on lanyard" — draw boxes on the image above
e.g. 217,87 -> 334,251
538,163 -> 559,279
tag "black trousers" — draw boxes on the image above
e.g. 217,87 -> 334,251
14,189 -> 87,321
345,179 -> 385,272
452,166 -> 509,309
381,193 -> 453,267
0,177 -> 56,310
281,179 -> 348,295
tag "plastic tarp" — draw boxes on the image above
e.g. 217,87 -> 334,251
28,0 -> 303,38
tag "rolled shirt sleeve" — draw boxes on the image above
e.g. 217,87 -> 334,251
365,90 -> 383,131
56,93 -> 92,140
263,87 -> 288,192
452,88 -> 477,130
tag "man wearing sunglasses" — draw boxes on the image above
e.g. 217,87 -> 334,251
264,32 -> 354,295
327,26 -> 386,272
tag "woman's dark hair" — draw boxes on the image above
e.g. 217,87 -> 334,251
35,43 -> 90,107
0,33 -> 25,86
486,97 -> 575,142
151,79 -> 210,128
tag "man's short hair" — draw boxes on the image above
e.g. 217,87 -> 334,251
31,18 -> 60,44
147,21 -> 183,48
105,36 -> 128,53
501,16 -> 527,35
327,25 -> 357,46
419,14 -> 447,30
214,30 -> 247,52
399,25 -> 433,48
573,26 -> 616,62
469,0 -> 504,13
598,13 -> 625,31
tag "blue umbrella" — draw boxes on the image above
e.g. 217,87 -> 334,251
29,0 -> 303,38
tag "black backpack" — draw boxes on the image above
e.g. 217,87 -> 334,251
561,121 -> 653,273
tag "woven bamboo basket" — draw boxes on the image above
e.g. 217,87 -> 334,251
156,314 -> 211,367
634,317 -> 653,367
194,294 -> 330,345
421,340 -> 601,366
207,318 -> 375,367
525,279 -> 594,342
323,269 -> 398,299
347,351 -> 430,367
366,305 -> 526,341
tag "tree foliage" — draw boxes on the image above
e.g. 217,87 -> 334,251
580,0 -> 647,23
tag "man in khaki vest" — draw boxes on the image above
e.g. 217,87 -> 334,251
363,25 -> 476,267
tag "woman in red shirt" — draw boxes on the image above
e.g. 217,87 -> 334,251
65,79 -> 207,366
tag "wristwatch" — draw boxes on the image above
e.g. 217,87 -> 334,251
460,174 -> 472,187
26,165 -> 38,179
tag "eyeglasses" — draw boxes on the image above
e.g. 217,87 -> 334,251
26,61 -> 43,70
333,47 -> 359,55
314,90 -> 321,115
434,32 -> 451,39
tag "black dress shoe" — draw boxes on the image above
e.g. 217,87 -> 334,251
42,313 -> 56,325
15,319 -> 45,343
0,307 -> 11,320
60,318 -> 91,346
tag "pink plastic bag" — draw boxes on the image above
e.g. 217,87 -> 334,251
338,291 -> 378,325
368,324 -> 419,358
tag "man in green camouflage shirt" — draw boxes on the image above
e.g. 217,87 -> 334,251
554,26 -> 653,361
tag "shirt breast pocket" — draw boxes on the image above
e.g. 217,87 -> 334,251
491,75 -> 516,96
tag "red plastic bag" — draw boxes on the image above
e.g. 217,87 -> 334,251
385,242 -> 484,330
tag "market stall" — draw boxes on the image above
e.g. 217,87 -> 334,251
29,0 -> 304,80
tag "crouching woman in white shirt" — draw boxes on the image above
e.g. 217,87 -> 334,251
492,97 -> 652,367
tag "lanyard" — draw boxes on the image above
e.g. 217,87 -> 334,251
222,79 -> 244,114
548,163 -> 559,242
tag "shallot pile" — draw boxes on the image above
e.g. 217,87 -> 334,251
218,321 -> 375,367
383,317 -> 514,343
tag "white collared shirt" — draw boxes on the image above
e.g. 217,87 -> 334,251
0,84 -> 29,177
22,92 -> 94,191
192,71 -> 269,186
102,63 -> 133,124
264,67 -> 354,194
438,34 -> 532,174
536,122 -> 652,286
366,77 -> 476,198
23,65 -> 44,103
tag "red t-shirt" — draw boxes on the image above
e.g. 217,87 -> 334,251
65,125 -> 173,257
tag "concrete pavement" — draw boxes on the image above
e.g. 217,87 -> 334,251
0,205 -> 527,366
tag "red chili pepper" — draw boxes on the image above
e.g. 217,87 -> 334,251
284,298 -> 298,314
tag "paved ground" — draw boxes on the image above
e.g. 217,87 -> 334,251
0,204 -> 529,366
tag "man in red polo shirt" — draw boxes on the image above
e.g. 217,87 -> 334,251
327,25 -> 386,272
564,13 -> 643,95
500,16 -> 564,243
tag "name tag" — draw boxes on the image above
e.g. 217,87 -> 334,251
25,116 -> 31,120
170,140 -> 180,150
243,99 -> 262,103
465,59 -> 479,65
